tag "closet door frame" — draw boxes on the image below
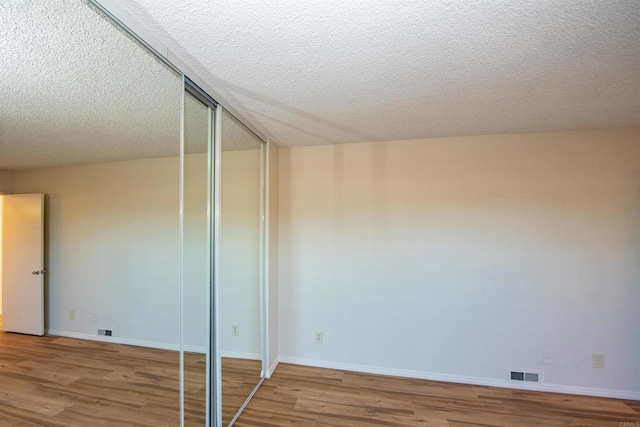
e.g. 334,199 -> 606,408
181,78 -> 221,426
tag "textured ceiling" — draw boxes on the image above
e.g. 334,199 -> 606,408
1,0 -> 263,171
0,0 -> 182,171
106,0 -> 640,146
222,110 -> 263,152
2,1 -> 639,172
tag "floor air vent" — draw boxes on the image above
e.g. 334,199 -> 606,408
510,371 -> 539,382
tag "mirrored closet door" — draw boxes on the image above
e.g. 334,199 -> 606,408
180,84 -> 266,426
182,85 -> 215,425
216,110 -> 266,426
3,1 -> 267,425
2,0 -> 184,424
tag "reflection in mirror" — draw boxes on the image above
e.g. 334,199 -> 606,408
1,1 -> 182,425
220,110 -> 264,425
183,90 -> 213,425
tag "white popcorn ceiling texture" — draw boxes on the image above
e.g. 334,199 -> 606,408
2,1 -> 639,171
222,110 -> 262,153
110,0 -> 640,146
0,0 -> 182,170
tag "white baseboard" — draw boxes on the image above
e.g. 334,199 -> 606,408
278,356 -> 640,401
184,345 -> 207,354
266,358 -> 279,378
47,329 -> 184,351
47,329 -> 209,355
221,351 -> 262,361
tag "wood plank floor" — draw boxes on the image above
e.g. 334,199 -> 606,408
1,320 -> 638,426
222,358 -> 262,425
0,327 -> 183,426
0,317 -> 260,426
236,363 -> 640,427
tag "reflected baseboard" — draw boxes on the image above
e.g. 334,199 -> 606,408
221,352 -> 263,377
46,329 -> 183,351
45,329 -> 262,360
221,351 -> 261,361
184,345 -> 207,353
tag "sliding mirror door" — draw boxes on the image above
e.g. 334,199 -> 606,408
182,93 -> 266,426
182,88 -> 215,425
1,0 -> 183,425
219,111 -> 265,425
4,1 -> 268,425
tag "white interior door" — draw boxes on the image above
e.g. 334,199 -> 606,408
1,194 -> 45,335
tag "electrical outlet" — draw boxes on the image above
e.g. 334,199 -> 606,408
232,324 -> 239,336
543,350 -> 553,365
314,331 -> 323,344
90,312 -> 97,322
593,354 -> 605,368
69,310 -> 75,320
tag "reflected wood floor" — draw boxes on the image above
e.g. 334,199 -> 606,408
0,317 -> 260,427
183,354 -> 262,425
222,358 -> 262,425
0,327 -> 183,426
236,363 -> 640,427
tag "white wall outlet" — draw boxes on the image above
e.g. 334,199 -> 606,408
592,354 -> 605,368
90,312 -> 97,322
314,331 -> 323,344
69,310 -> 75,320
232,324 -> 239,336
543,350 -> 553,365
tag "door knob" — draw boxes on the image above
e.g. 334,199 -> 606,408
32,271 -> 40,275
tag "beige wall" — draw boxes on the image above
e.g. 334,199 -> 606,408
6,149 -> 264,355
0,170 -> 13,315
267,140 -> 280,374
278,127 -> 640,397
0,196 -> 3,314
219,148 -> 263,357
0,169 -> 13,194
12,157 -> 181,345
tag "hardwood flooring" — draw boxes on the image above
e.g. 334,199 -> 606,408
183,355 -> 262,425
0,317 -> 260,426
222,358 -> 262,425
236,363 -> 640,427
0,320 -> 638,426
0,327 -> 183,426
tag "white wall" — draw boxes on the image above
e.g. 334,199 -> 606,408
10,151 -> 264,355
267,140 -> 280,374
183,147 -> 264,357
278,127 -> 640,398
13,158 -> 182,347
182,152 -> 211,350
219,149 -> 263,358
